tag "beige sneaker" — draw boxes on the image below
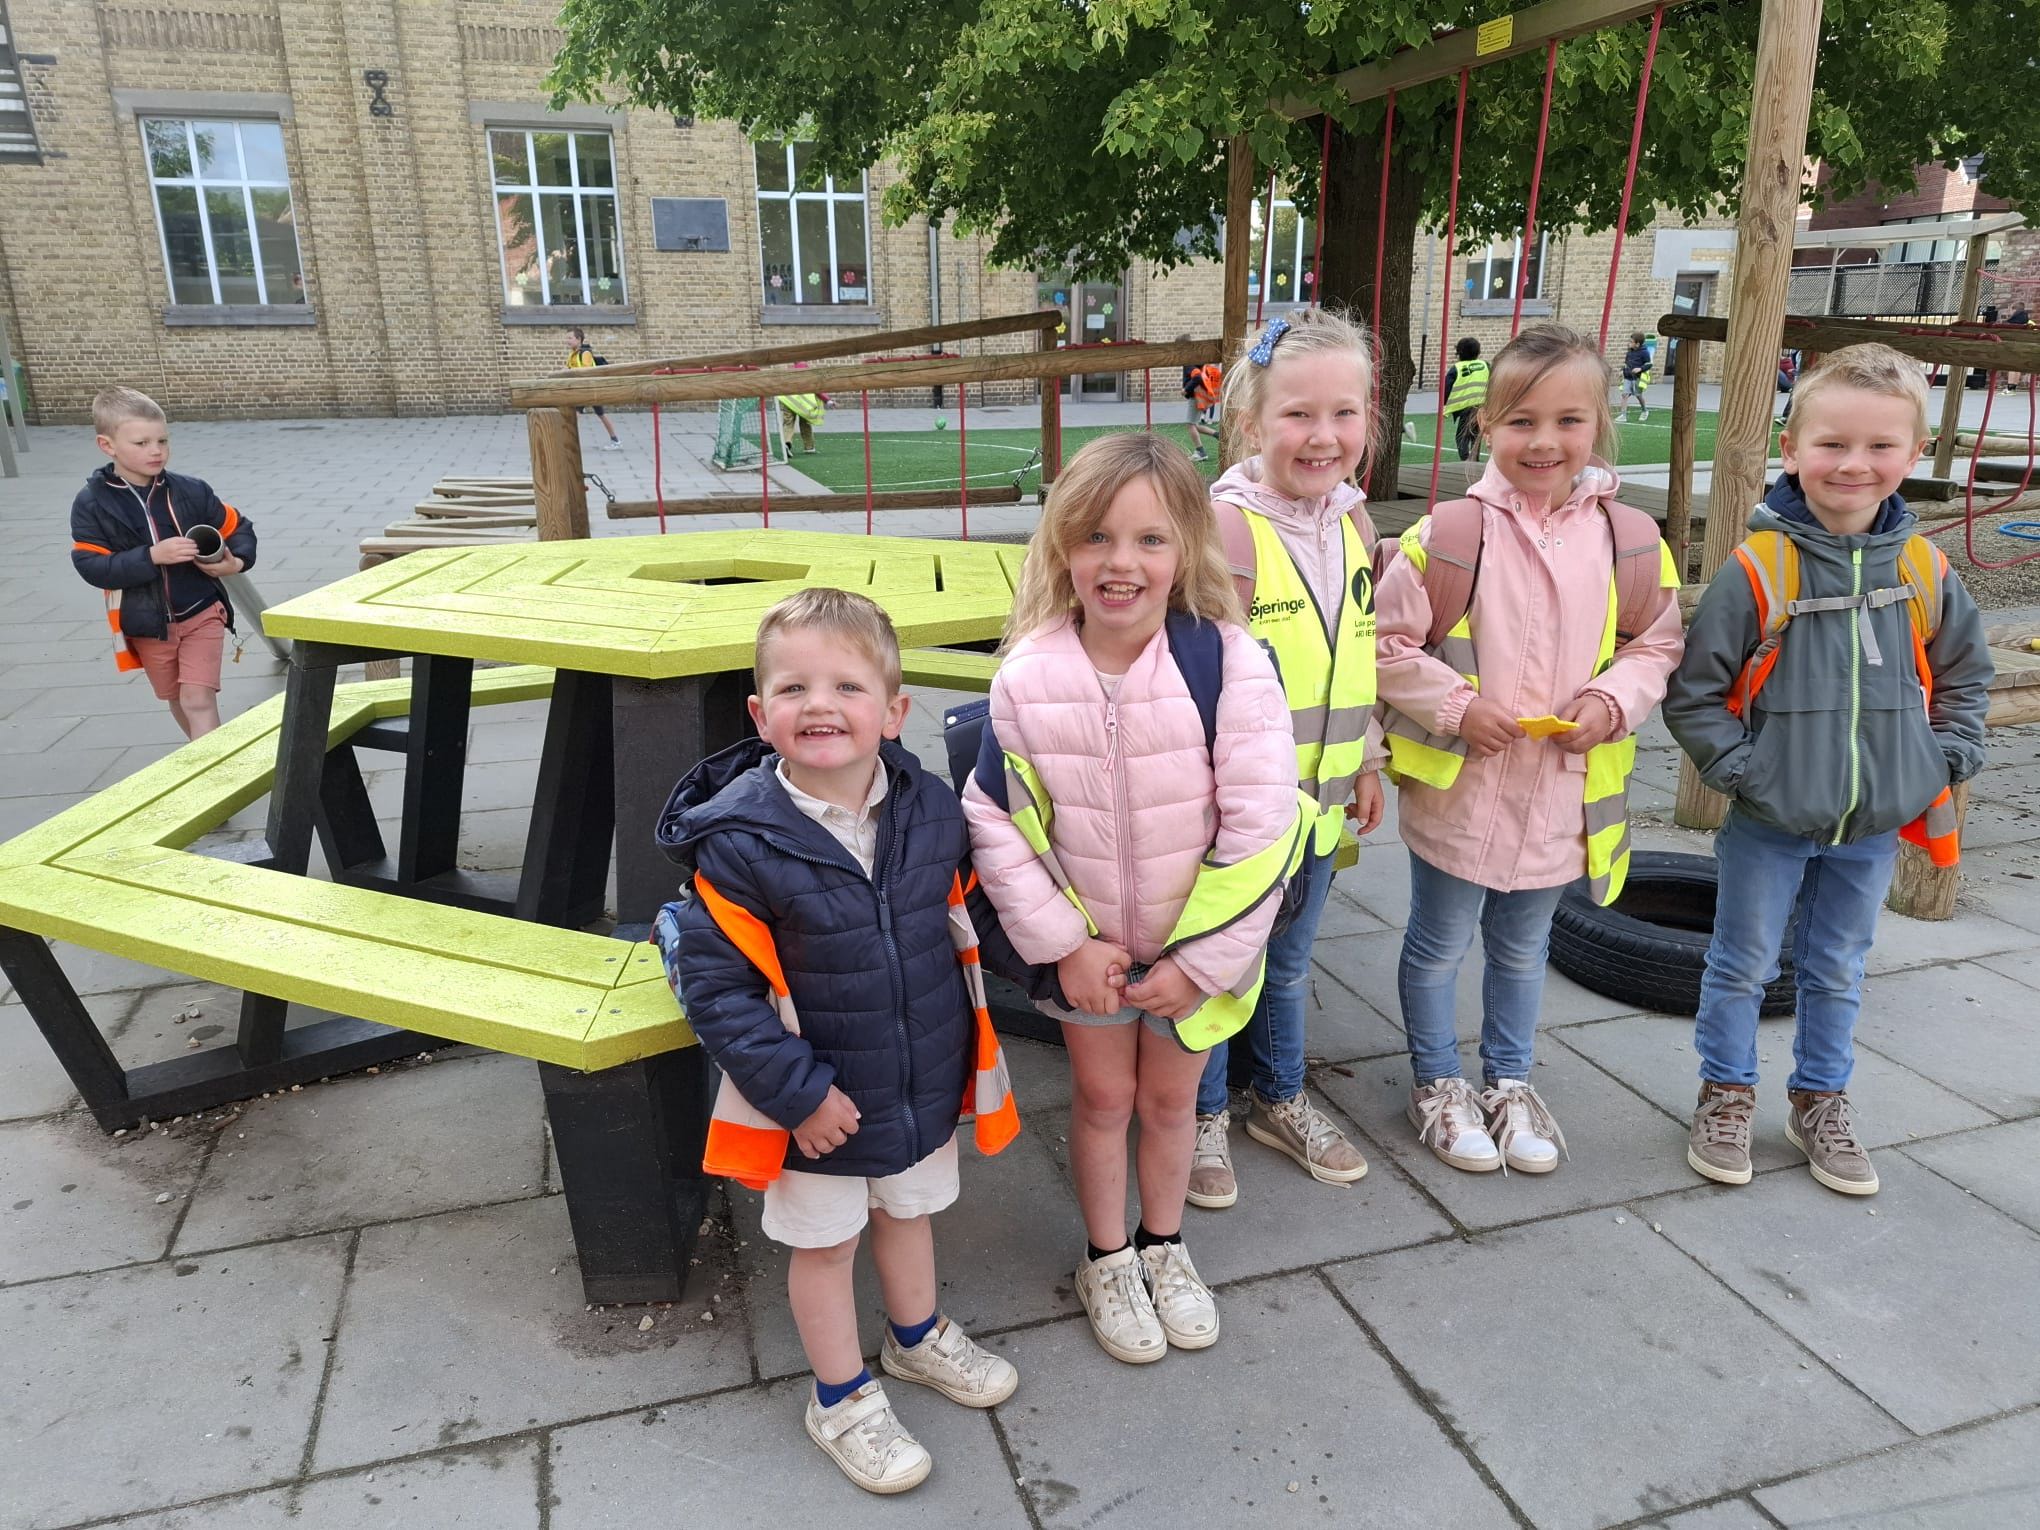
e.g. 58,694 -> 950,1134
880,1317 -> 1018,1407
1688,1082 -> 1756,1186
804,1380 -> 932,1494
1075,1246 -> 1166,1364
1480,1078 -> 1567,1175
1407,1076 -> 1501,1172
1139,1239 -> 1220,1350
1787,1091 -> 1879,1196
1186,1112 -> 1238,1209
1245,1091 -> 1369,1184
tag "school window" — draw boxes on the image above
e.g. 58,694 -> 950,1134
0,2 -> 43,163
491,129 -> 627,307
141,118 -> 306,306
1246,195 -> 1318,307
1879,213 -> 2002,268
1463,235 -> 1547,303
754,141 -> 870,306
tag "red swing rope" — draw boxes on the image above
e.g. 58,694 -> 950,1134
1311,115 -> 1332,308
958,380 -> 969,539
651,401 -> 667,534
1513,40 -> 1559,338
1927,370 -> 2040,569
1255,170 -> 1278,326
1369,90 -> 1397,424
1597,5 -> 1666,354
1426,69 -> 1470,510
862,389 -> 874,535
758,397 -> 771,527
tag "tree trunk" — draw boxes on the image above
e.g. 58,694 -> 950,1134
1317,118 -> 1426,503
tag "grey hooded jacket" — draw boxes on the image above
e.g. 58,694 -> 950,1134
1664,502 -> 1993,844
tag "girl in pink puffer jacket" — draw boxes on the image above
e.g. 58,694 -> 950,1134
961,432 -> 1298,1368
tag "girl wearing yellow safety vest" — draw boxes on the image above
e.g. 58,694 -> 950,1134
1189,309 -> 1388,1212
1376,325 -> 1685,1177
962,433 -> 1305,1367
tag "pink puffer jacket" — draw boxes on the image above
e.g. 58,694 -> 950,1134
961,615 -> 1298,998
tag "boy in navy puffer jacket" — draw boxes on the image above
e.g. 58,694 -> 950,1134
655,588 -> 1017,1495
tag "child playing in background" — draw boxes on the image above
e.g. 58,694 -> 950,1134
1189,309 -> 1385,1210
1376,325 -> 1684,1174
566,327 -> 622,450
1620,331 -> 1653,422
69,386 -> 258,740
1665,344 -> 1992,1196
962,432 -> 1302,1364
1443,336 -> 1490,461
1179,340 -> 1221,462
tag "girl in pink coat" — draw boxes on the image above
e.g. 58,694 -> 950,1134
962,432 -> 1298,1366
1376,325 -> 1685,1176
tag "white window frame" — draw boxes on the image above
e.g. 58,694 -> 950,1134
1464,234 -> 1549,304
1248,194 -> 1317,306
489,128 -> 627,307
753,142 -> 871,306
141,116 -> 303,306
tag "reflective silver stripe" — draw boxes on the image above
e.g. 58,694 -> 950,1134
1583,790 -> 1628,835
1324,705 -> 1372,744
1923,796 -> 1957,836
1436,633 -> 1477,674
1289,702 -> 1329,739
1383,707 -> 1468,757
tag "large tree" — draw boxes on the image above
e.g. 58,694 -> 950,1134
551,0 -> 2038,496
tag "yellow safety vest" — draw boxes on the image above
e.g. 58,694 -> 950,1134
1381,517 -> 1678,906
998,750 -> 1314,1052
1445,357 -> 1490,414
1240,510 -> 1378,857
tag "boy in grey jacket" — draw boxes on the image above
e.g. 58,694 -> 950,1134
1664,345 -> 1992,1196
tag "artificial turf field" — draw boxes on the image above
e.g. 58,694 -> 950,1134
782,407 -> 1777,497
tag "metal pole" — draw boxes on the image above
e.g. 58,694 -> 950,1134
0,312 -> 25,463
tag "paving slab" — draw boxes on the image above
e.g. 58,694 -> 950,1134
1332,842 -> 1413,929
1851,963 -> 2040,1116
547,1374 -> 1027,1528
0,1112 -> 202,1283
1299,953 -> 1412,1060
1327,1210 -> 1906,1530
0,1000 -> 81,1120
1862,906 -> 2034,974
1642,1157 -> 2040,1436
0,715 -> 82,757
312,1195 -> 751,1471
110,1440 -> 543,1529
1753,1408 -> 2040,1528
1975,944 -> 2040,992
995,1272 -> 1518,1527
1553,1012 -> 1997,1159
0,1234 -> 348,1530
175,1052 -> 549,1253
1900,1118 -> 2040,1233
1312,884 -> 1394,937
1314,1036 -> 1705,1230
1636,1502 -> 1775,1529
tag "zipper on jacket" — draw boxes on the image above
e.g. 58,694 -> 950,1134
1112,706 -> 1138,978
1835,547 -> 1864,844
1102,700 -> 1119,773
873,777 -> 917,1163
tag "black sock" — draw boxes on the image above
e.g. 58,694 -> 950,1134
1086,1239 -> 1128,1263
1133,1224 -> 1181,1251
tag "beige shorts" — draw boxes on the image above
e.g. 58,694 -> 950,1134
760,1134 -> 960,1249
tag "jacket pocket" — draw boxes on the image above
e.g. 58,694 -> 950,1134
1735,703 -> 1852,840
1850,686 -> 1949,840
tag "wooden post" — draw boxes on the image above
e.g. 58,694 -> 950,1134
1932,230 -> 1991,479
529,407 -> 589,542
1885,779 -> 1970,920
1664,346 -> 1703,577
1221,133 -> 1255,467
1674,0 -> 1823,831
1038,322 -> 1060,487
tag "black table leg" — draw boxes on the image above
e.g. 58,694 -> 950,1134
0,926 -> 131,1129
538,1051 -> 713,1305
518,669 -> 615,928
397,655 -> 474,885
314,742 -> 387,875
610,671 -> 750,932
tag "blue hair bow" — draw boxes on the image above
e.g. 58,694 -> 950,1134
1247,317 -> 1291,367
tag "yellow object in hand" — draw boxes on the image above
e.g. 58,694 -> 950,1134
1516,715 -> 1580,739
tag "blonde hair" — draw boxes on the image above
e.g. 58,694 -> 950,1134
754,586 -> 903,694
1480,324 -> 1617,462
1787,343 -> 1932,441
1218,307 -> 1377,470
1005,432 -> 1243,645
93,386 -> 166,439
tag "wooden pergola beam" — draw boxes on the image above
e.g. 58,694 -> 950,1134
544,309 -> 1063,381
1274,0 -> 1695,117
1659,312 -> 2040,372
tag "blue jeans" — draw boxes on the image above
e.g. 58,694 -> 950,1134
1398,851 -> 1566,1087
1196,848 -> 1336,1115
1694,809 -> 1898,1094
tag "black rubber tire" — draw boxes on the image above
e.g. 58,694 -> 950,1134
1548,850 -> 1796,1018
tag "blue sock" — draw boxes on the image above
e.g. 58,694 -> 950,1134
815,1368 -> 871,1409
890,1311 -> 939,1350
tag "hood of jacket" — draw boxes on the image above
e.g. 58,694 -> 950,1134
657,735 -> 922,877
1464,456 -> 1625,521
1210,456 -> 1366,540
1761,472 -> 1910,539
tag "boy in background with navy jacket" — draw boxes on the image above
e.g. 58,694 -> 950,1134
654,588 -> 1018,1495
68,387 -> 257,738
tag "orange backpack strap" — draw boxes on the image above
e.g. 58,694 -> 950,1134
1607,501 -> 1673,643
1725,530 -> 1797,718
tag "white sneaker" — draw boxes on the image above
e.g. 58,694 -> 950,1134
1639,410 -> 1651,422
880,1317 -> 1017,1407
1139,1240 -> 1220,1350
1481,1078 -> 1567,1174
603,436 -> 623,450
1408,1077 -> 1502,1172
804,1380 -> 931,1494
1075,1246 -> 1166,1364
